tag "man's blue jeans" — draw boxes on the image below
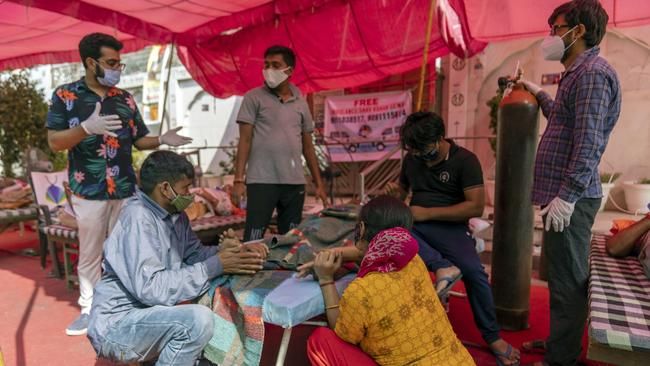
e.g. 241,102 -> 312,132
97,304 -> 214,366
412,221 -> 501,344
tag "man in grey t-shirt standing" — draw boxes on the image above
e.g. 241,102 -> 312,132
232,45 -> 329,241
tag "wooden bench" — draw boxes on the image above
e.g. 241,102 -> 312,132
0,206 -> 37,235
587,234 -> 650,365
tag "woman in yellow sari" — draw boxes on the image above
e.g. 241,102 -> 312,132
307,196 -> 474,365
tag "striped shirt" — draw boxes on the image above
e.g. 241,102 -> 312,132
532,46 -> 621,206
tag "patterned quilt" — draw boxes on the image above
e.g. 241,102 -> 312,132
588,234 -> 650,353
197,270 -> 295,366
196,205 -> 361,365
264,205 -> 360,270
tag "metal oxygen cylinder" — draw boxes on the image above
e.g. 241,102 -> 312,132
490,76 -> 540,330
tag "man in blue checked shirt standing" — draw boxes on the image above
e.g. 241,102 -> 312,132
521,1 -> 621,365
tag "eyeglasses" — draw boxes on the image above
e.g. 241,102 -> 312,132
96,59 -> 126,71
550,24 -> 571,36
409,141 -> 440,156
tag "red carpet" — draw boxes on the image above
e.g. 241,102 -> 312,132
0,226 -> 610,365
445,283 -> 609,366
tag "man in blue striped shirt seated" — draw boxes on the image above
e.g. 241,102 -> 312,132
87,151 -> 266,365
521,1 -> 622,365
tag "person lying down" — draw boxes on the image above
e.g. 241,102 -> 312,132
606,213 -> 650,278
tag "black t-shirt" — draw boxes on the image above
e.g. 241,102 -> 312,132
400,140 -> 484,208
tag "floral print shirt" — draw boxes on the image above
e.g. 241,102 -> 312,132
46,78 -> 149,201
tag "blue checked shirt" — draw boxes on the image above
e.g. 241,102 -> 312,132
532,47 -> 621,206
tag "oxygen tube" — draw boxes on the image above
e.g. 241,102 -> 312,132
601,160 -> 650,216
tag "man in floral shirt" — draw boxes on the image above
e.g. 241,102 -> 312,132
46,33 -> 192,336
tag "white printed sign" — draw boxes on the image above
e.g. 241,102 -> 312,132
324,91 -> 412,162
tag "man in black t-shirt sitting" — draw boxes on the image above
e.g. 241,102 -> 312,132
385,111 -> 520,366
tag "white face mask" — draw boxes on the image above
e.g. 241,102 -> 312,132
95,61 -> 122,87
540,25 -> 579,61
263,67 -> 290,89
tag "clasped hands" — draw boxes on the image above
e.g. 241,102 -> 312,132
217,228 -> 269,275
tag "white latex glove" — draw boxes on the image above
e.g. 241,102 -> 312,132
159,126 -> 193,147
540,197 -> 576,232
80,102 -> 122,137
519,79 -> 543,96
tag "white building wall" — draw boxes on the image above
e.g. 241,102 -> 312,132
461,30 -> 650,209
174,75 -> 241,175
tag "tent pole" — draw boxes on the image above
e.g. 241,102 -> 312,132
158,43 -> 175,136
416,0 -> 436,111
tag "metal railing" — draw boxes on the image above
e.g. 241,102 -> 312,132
359,144 -> 402,203
167,135 -> 499,203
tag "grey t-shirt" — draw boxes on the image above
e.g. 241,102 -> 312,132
237,84 -> 314,184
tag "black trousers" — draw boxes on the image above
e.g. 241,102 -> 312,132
243,184 -> 305,241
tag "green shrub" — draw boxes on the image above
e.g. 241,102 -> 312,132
218,139 -> 238,176
486,89 -> 503,156
0,71 -> 50,177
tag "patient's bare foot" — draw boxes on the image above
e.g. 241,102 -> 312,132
435,266 -> 461,292
219,228 -> 242,252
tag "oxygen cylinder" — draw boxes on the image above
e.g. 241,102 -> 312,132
490,82 -> 539,330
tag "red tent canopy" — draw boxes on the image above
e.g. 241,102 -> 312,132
2,0 -> 649,97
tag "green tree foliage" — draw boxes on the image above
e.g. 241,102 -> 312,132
0,71 -> 49,177
218,139 -> 238,176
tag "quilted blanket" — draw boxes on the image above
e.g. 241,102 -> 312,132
264,204 -> 360,270
197,270 -> 294,366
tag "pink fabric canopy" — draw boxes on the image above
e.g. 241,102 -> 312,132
463,0 -> 650,42
2,0 -> 649,98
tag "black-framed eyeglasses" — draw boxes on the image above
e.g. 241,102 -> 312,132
550,24 -> 571,36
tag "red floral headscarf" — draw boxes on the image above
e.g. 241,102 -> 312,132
357,227 -> 418,278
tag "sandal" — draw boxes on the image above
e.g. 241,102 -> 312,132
522,339 -> 546,354
435,273 -> 462,299
492,344 -> 520,366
